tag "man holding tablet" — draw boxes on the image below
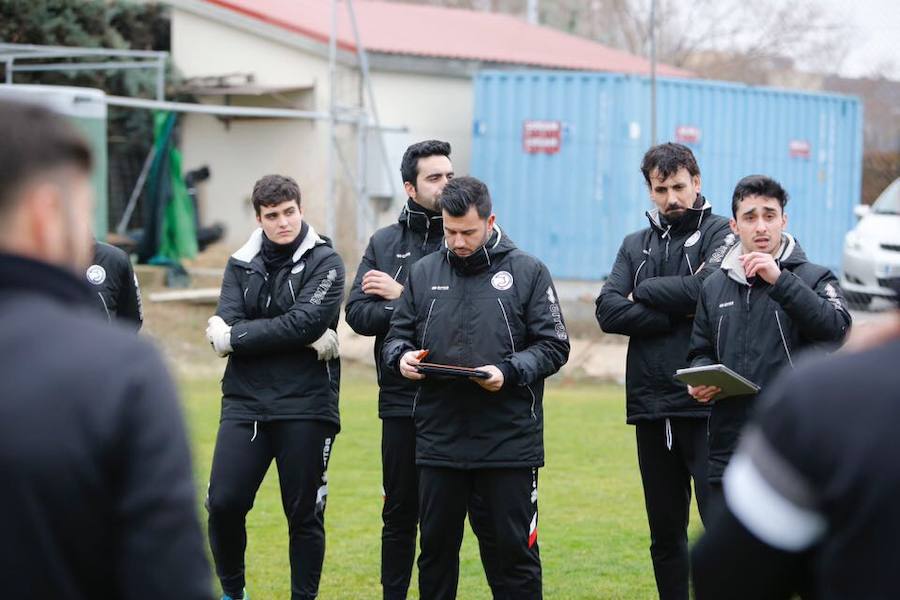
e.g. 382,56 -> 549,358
687,174 -> 850,500
383,176 -> 570,600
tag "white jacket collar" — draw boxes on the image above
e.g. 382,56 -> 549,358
231,224 -> 325,264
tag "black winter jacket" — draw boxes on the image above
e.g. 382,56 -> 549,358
382,227 -> 570,469
216,226 -> 345,426
595,199 -> 732,423
688,234 -> 851,481
345,200 -> 445,418
86,240 -> 142,330
0,254 -> 211,599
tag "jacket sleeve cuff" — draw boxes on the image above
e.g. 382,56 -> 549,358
497,360 -> 521,388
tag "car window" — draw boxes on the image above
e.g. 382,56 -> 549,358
872,179 -> 900,215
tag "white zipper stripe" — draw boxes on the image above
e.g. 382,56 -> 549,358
634,259 -> 647,289
288,279 -> 296,302
497,298 -> 517,352
716,315 -> 724,361
421,298 -> 436,348
97,292 -> 111,321
394,265 -> 403,279
775,311 -> 794,368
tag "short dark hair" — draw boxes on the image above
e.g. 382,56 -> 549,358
731,175 -> 789,217
0,100 -> 92,218
251,174 -> 301,215
439,176 -> 491,219
640,142 -> 700,186
400,139 -> 451,190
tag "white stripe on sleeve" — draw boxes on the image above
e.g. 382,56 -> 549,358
723,452 -> 827,552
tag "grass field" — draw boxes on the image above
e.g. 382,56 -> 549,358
181,369 -> 702,599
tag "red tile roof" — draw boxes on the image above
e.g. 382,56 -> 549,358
200,0 -> 691,77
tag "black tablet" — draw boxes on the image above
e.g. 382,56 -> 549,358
416,362 -> 491,379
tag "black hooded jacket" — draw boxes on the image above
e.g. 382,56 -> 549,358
382,226 -> 570,469
0,254 -> 210,599
688,234 -> 851,481
595,198 -> 732,423
215,225 -> 345,426
345,200 -> 445,418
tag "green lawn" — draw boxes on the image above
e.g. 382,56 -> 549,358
181,370 -> 702,599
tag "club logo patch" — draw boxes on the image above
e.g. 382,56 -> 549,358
86,264 -> 106,285
491,270 -> 513,291
685,231 -> 702,247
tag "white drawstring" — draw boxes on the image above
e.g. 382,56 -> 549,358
665,418 -> 673,451
250,420 -> 258,442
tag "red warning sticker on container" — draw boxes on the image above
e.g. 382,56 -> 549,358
675,125 -> 701,144
789,139 -> 811,158
523,120 -> 562,154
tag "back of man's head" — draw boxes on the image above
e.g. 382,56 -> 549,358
640,142 -> 700,186
0,100 -> 94,269
400,140 -> 451,188
0,100 -> 92,217
439,176 -> 492,218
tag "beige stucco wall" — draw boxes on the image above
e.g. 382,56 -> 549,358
170,8 -> 476,261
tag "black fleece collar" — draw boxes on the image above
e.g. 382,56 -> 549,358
400,199 -> 443,236
0,253 -> 94,307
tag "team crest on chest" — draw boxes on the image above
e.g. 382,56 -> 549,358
685,231 -> 701,247
86,264 -> 106,285
491,271 -> 513,291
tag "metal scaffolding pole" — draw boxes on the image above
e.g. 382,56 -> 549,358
326,0 -> 338,242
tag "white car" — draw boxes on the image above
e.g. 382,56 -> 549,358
842,177 -> 900,306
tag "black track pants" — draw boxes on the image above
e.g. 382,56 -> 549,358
635,417 -> 710,600
207,419 -> 337,600
417,466 -> 541,600
381,418 -> 504,599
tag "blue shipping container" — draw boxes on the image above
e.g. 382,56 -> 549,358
470,71 -> 863,279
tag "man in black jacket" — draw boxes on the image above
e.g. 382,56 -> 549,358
346,141 -> 500,599
383,176 -> 570,600
205,175 -> 345,600
87,239 -> 143,329
0,100 -> 211,598
692,307 -> 900,600
688,175 -> 850,499
595,143 -> 731,600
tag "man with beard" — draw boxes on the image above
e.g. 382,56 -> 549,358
687,174 -> 851,502
205,175 -> 345,600
346,141 -> 501,599
595,143 -> 731,600
383,176 -> 570,599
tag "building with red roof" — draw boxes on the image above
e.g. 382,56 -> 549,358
168,0 -> 688,250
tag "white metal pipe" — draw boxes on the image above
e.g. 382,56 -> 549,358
12,61 -> 161,73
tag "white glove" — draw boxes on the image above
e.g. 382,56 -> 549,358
206,315 -> 233,357
308,328 -> 339,361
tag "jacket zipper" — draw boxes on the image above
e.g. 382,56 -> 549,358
421,298 -> 436,348
634,259 -> 647,289
715,315 -> 724,361
97,292 -> 111,321
497,298 -> 536,420
288,279 -> 296,302
775,311 -> 794,368
410,299 -> 436,417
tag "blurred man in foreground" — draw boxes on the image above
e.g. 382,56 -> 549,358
0,100 -> 211,597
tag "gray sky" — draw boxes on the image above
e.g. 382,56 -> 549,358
813,0 -> 899,78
